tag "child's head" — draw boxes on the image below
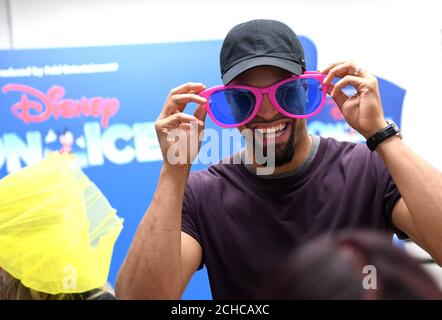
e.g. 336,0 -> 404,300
0,153 -> 123,299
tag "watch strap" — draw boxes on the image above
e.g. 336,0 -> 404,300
366,121 -> 400,151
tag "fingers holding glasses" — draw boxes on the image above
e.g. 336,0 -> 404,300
170,93 -> 207,110
168,82 -> 207,97
318,60 -> 347,75
326,83 -> 348,109
321,61 -> 368,86
155,82 -> 209,166
193,104 -> 208,124
320,61 -> 379,108
158,112 -> 204,129
331,75 -> 379,98
319,61 -> 386,138
160,82 -> 207,118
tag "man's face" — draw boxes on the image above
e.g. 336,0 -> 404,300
230,66 -> 304,167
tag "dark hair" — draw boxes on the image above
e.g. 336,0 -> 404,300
0,269 -> 115,300
262,230 -> 442,299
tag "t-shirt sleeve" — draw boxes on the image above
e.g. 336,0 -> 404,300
181,174 -> 205,270
373,152 -> 408,240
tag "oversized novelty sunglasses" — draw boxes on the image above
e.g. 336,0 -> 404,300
199,71 -> 328,128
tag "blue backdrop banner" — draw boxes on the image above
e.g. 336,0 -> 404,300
0,38 -> 405,299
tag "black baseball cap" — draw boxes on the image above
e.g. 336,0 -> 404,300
220,19 -> 306,84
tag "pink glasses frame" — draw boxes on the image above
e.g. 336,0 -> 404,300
199,71 -> 328,128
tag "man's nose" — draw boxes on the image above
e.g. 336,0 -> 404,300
256,94 -> 279,121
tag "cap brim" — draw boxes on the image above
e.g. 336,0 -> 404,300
222,56 -> 303,84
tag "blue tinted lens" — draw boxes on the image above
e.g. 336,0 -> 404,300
209,89 -> 256,125
275,78 -> 323,115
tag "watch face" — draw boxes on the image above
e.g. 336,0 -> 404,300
387,120 -> 399,132
387,120 -> 402,140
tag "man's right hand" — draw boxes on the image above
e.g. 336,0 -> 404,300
117,82 -> 207,299
155,82 -> 208,167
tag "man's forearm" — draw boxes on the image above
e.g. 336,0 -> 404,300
115,164 -> 190,299
377,136 -> 442,260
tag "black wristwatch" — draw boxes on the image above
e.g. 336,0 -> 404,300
366,120 -> 401,151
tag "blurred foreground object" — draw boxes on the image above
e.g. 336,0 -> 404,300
264,231 -> 442,300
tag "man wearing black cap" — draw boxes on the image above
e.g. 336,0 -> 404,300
220,19 -> 306,84
117,19 -> 442,299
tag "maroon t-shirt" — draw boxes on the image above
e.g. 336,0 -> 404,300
182,137 -> 403,299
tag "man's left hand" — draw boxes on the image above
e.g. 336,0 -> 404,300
320,61 -> 387,139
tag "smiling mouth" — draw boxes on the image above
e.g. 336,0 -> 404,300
255,122 -> 287,139
247,120 -> 291,140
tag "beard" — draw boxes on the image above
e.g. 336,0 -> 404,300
252,120 -> 297,168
